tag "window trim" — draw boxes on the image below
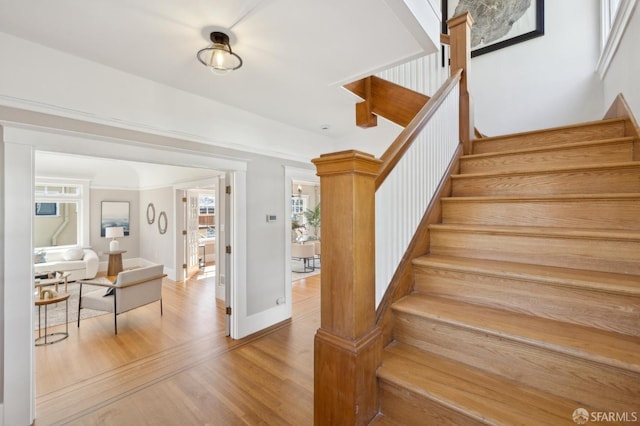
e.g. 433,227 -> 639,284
597,0 -> 638,78
34,178 -> 91,250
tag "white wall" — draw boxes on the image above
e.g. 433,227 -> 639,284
469,0 -> 604,135
0,32 -> 339,163
139,187 -> 175,273
2,143 -> 34,425
90,188 -> 140,261
0,127 -> 4,415
603,4 -> 640,116
246,158 -> 288,315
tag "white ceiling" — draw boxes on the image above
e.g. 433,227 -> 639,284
0,0 -> 431,141
35,151 -> 221,189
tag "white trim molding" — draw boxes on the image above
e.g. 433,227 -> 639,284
597,0 -> 638,78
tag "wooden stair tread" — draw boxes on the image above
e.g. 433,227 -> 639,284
429,223 -> 640,241
442,192 -> 640,203
379,342 -> 586,425
453,160 -> 640,180
393,294 -> 640,372
378,115 -> 640,422
463,136 -> 635,160
472,118 -> 626,145
413,254 -> 640,296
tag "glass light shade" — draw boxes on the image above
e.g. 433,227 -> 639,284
197,32 -> 242,74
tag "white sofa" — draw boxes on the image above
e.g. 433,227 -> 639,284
34,248 -> 99,282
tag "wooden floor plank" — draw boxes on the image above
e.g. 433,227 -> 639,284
34,269 -> 319,425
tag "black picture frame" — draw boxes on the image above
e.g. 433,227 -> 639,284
443,0 -> 544,58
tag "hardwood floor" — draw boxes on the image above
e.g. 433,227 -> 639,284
34,268 -> 320,425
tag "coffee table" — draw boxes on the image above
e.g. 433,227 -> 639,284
34,272 -> 70,293
35,292 -> 70,346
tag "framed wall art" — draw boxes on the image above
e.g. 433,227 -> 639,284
443,0 -> 544,57
101,201 -> 130,237
157,211 -> 168,235
146,202 -> 156,224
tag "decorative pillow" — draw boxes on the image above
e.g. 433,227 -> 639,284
34,250 -> 47,264
63,247 -> 84,261
104,280 -> 117,297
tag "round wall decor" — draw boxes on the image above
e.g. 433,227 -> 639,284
146,203 -> 156,224
157,211 -> 168,235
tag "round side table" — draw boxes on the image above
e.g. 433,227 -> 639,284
35,292 -> 70,346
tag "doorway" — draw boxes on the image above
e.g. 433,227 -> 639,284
2,123 -> 248,424
290,179 -> 321,282
179,183 -> 226,303
284,167 -> 320,298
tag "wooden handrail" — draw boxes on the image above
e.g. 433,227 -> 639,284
375,69 -> 463,189
344,76 -> 430,128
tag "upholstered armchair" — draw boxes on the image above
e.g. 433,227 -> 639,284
291,242 -> 316,272
77,264 -> 166,334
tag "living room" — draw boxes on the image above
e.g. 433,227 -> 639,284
33,150 -> 223,282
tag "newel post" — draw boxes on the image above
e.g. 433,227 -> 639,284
448,12 -> 474,154
312,150 -> 383,425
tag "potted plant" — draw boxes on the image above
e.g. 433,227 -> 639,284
303,203 -> 321,239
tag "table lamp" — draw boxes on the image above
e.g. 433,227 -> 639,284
105,226 -> 124,251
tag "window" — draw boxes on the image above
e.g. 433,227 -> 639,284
34,180 -> 90,249
198,193 -> 216,239
291,196 -> 307,216
199,194 -> 215,214
597,0 -> 636,77
35,202 -> 58,216
601,0 -> 621,46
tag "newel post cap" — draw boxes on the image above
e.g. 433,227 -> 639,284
312,150 -> 381,177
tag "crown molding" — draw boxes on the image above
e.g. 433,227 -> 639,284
0,94 -> 316,164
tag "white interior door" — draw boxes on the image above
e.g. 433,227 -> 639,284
185,190 -> 200,279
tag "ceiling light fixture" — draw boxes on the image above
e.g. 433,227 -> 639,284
197,31 -> 243,74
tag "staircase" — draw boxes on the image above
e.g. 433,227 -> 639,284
374,118 -> 640,425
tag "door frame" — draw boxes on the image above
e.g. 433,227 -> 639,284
1,122 -> 247,425
284,166 -> 320,305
